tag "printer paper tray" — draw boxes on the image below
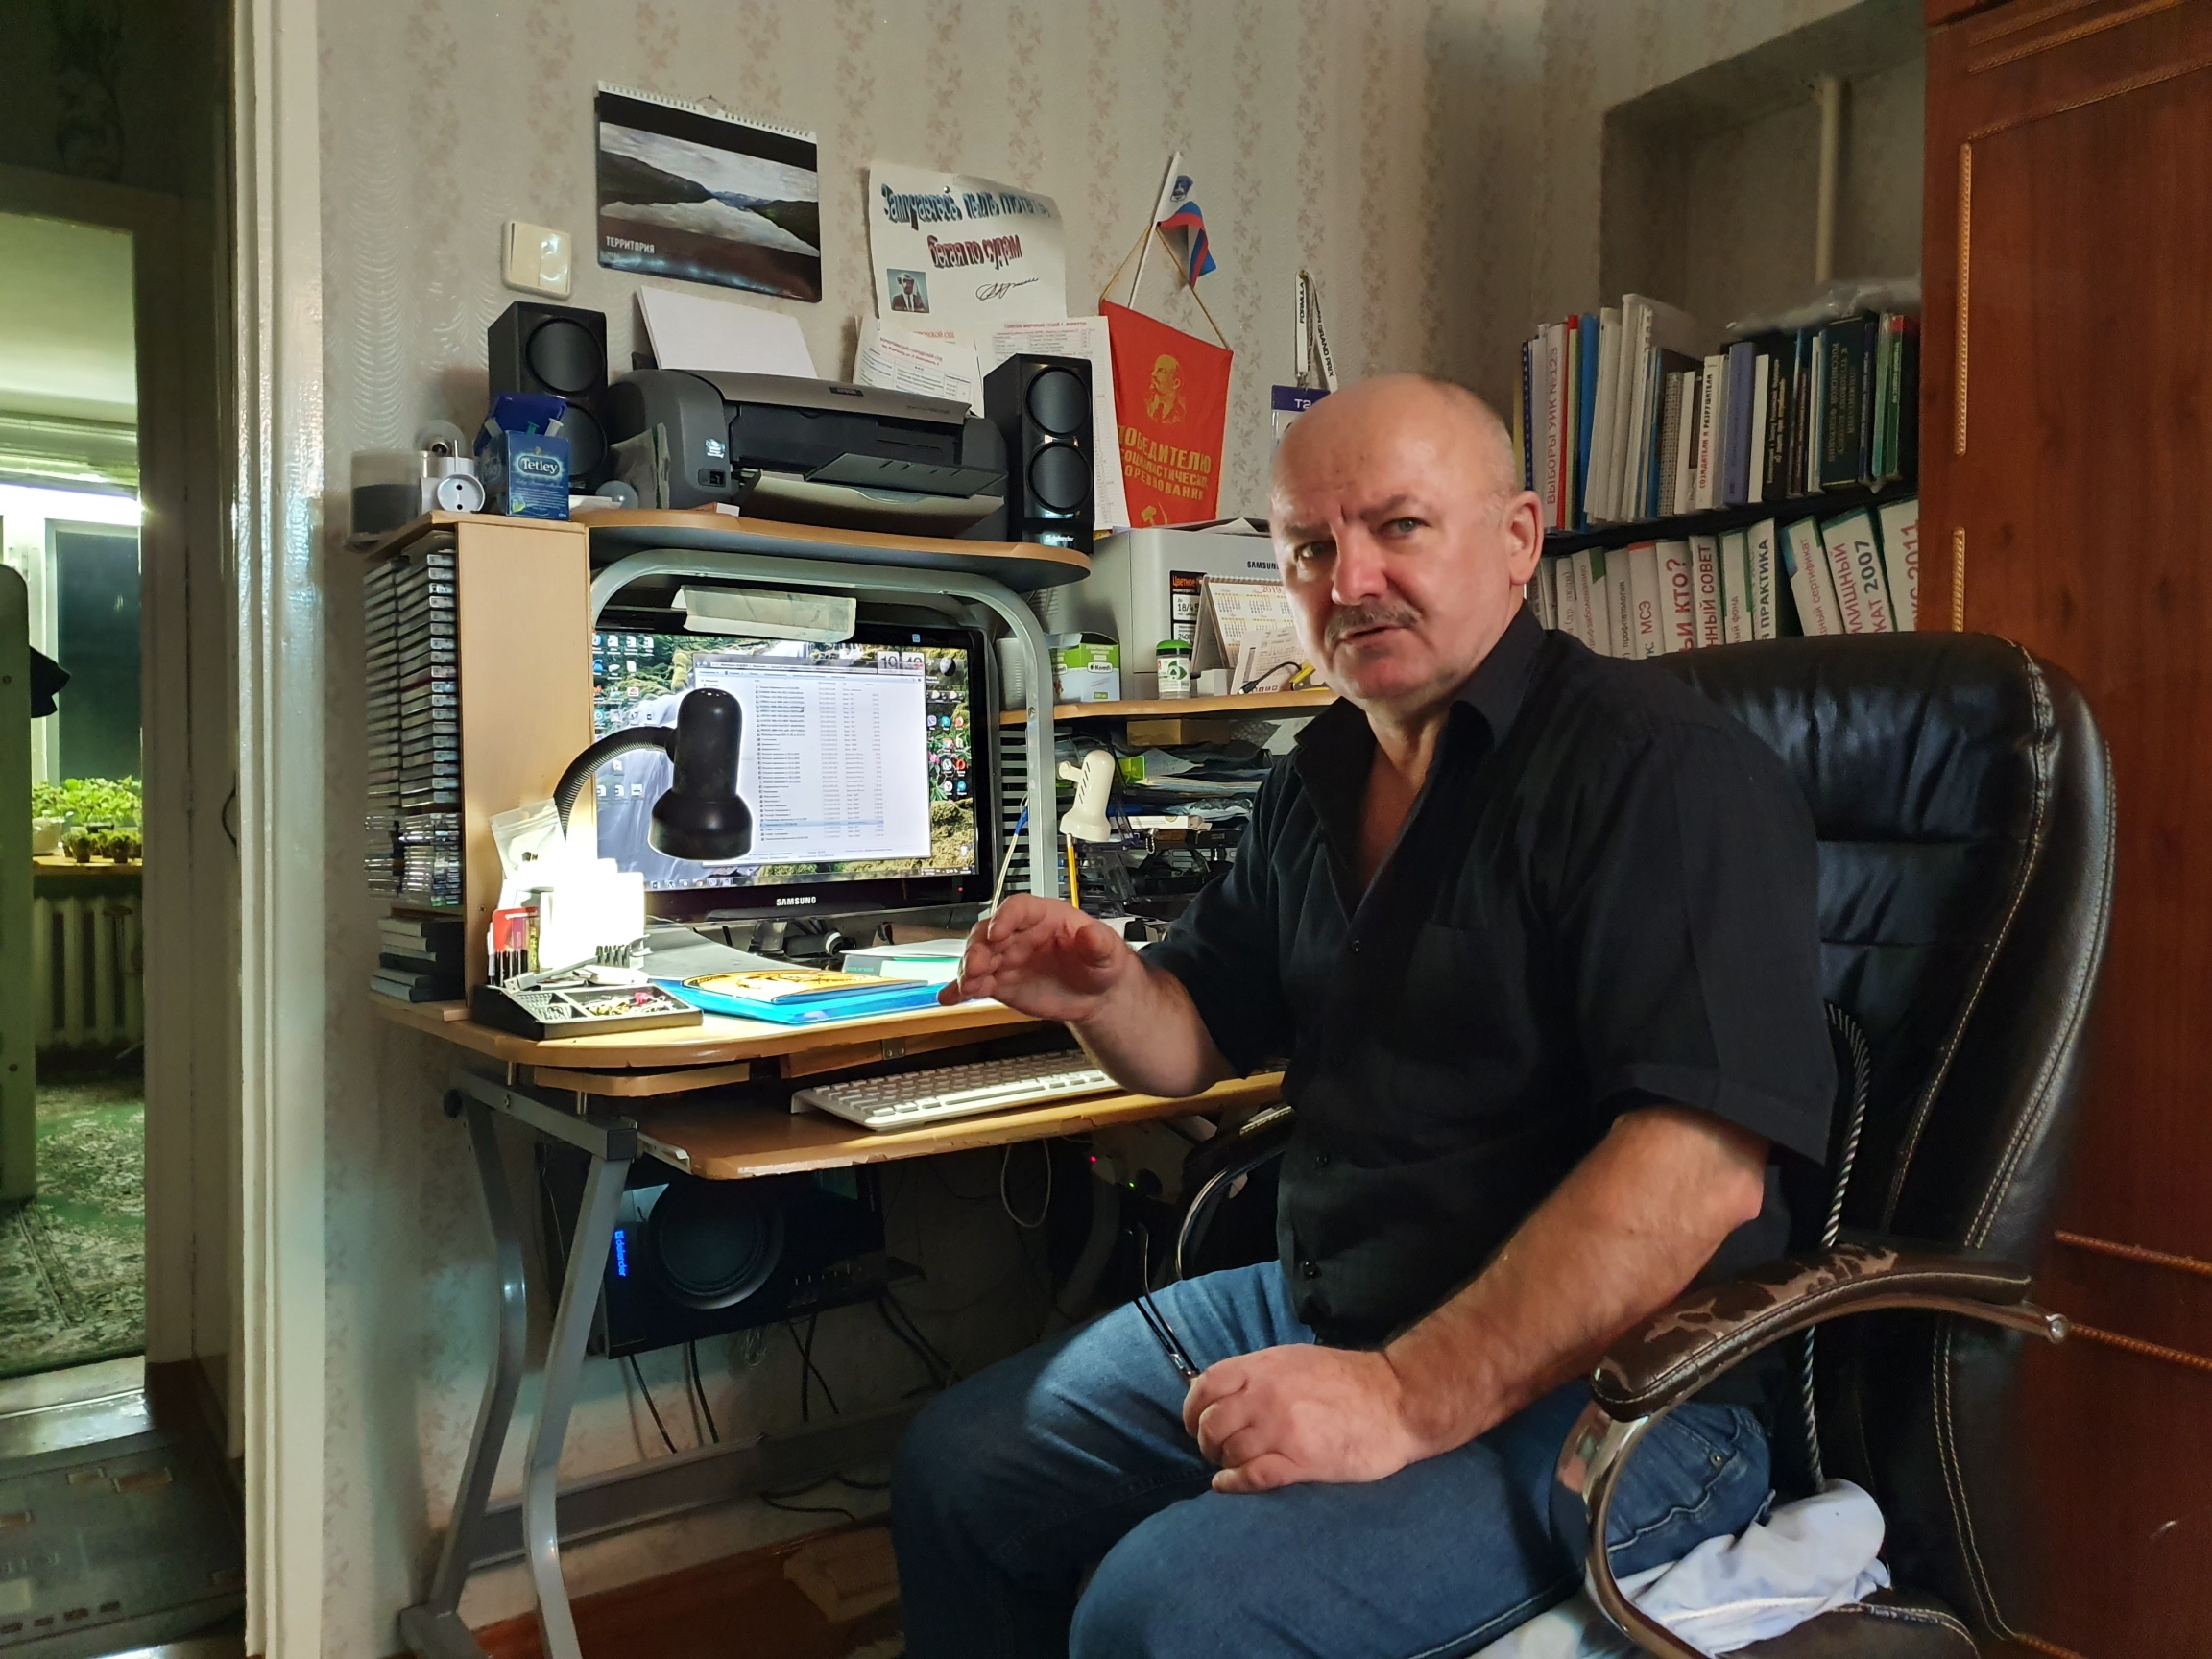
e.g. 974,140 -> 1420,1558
745,472 -> 1003,536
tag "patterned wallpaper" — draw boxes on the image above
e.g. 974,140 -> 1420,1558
311,0 -> 1880,1651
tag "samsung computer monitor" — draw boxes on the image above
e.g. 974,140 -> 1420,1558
590,612 -> 993,922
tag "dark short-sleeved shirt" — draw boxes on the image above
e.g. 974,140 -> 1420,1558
1146,606 -> 1835,1353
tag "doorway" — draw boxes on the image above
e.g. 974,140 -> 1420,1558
0,210 -> 150,1389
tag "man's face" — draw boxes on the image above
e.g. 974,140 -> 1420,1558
1270,382 -> 1542,711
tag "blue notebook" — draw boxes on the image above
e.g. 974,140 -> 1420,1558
655,975 -> 947,1025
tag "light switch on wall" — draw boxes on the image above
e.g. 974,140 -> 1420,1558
502,221 -> 573,298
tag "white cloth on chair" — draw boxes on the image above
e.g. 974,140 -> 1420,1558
1476,1479 -> 1891,1657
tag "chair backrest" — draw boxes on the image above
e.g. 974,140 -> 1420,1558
1656,634 -> 2114,1643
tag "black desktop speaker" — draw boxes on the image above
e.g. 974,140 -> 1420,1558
536,1144 -> 894,1358
488,301 -> 610,485
983,353 -> 1093,549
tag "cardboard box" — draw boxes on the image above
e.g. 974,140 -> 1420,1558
479,430 -> 570,520
1052,637 -> 1120,704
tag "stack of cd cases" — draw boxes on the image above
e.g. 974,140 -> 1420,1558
365,536 -> 462,908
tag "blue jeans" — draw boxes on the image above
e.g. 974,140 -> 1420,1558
893,1261 -> 1769,1659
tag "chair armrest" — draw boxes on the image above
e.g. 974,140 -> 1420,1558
1174,1103 -> 1295,1281
1592,1238 -> 2062,1420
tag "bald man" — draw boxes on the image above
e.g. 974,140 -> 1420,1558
893,376 -> 1834,1657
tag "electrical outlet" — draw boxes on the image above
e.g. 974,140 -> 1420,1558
502,220 -> 573,298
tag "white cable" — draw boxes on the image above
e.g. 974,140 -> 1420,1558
999,1142 -> 1052,1230
986,795 -> 1029,920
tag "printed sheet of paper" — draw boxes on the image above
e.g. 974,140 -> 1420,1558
853,320 -> 982,412
869,164 -> 1067,330
1233,625 -> 1326,694
981,317 -> 1131,532
637,287 -> 818,377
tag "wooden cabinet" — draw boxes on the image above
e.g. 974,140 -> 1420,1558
1920,2 -> 2212,1650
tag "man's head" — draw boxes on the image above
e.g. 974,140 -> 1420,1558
1270,375 -> 1542,716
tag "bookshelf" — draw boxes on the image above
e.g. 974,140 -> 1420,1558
1542,480 -> 1914,558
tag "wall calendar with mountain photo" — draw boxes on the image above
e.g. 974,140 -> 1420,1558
593,86 -> 822,302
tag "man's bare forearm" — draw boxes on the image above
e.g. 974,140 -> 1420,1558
1380,1107 -> 1769,1459
1069,960 -> 1235,1099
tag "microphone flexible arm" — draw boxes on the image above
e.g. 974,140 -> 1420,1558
552,728 -> 676,836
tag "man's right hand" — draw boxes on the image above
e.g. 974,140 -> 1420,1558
939,895 -> 1136,1023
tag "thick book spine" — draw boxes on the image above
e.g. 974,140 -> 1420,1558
1657,540 -> 1697,652
1746,518 -> 1781,640
1639,350 -> 1665,518
1627,543 -> 1662,658
1719,529 -> 1750,644
1610,548 -> 1636,661
1512,338 -> 1530,493
1817,315 -> 1872,490
1746,350 -> 1772,507
1721,340 -> 1757,507
1694,353 -> 1725,511
1879,316 -> 1921,484
1689,533 -> 1724,647
1819,508 -> 1894,634
1787,329 -> 1815,498
1576,311 -> 1602,527
1671,371 -> 1701,517
1542,324 -> 1565,529
1877,496 -> 1920,632
1782,517 -> 1842,636
1610,304 -> 1647,521
1870,315 -> 1895,482
1587,310 -> 1618,521
1562,319 -> 1581,529
1656,373 -> 1686,517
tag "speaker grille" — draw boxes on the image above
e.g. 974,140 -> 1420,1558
1029,444 -> 1089,514
1026,367 -> 1087,436
648,1179 -> 785,1310
527,317 -> 602,397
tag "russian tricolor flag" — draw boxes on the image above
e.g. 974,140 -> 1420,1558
1158,179 -> 1217,288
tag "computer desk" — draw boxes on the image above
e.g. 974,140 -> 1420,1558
378,991 -> 1284,1659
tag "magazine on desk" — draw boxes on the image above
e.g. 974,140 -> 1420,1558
658,968 -> 950,1025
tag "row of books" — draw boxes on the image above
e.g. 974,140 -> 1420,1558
371,914 -> 463,1004
1516,296 -> 1919,532
1527,496 -> 1920,654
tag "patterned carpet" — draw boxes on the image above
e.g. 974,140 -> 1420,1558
0,1070 -> 145,1380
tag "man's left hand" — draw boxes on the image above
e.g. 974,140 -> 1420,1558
1182,1344 -> 1430,1494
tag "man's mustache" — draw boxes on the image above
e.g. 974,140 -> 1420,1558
1325,600 -> 1423,647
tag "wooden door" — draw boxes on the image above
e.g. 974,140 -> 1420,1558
1921,2 -> 2212,1651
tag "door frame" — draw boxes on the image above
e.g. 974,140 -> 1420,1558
0,156 -> 231,1382
231,0 -> 327,1649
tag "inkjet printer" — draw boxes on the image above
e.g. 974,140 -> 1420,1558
601,369 -> 1010,535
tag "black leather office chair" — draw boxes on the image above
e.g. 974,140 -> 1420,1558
1177,634 -> 2116,1657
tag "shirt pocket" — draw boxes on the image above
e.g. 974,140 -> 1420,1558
1389,920 -> 1520,1067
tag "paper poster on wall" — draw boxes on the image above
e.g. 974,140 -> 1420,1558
868,163 -> 1067,329
595,85 -> 822,302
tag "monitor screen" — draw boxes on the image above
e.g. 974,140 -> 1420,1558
590,615 -> 987,920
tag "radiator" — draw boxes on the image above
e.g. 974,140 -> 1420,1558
32,892 -> 144,1050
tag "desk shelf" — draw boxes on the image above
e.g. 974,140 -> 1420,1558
998,687 -> 1337,726
633,1071 -> 1285,1181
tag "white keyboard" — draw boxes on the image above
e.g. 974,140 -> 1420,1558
795,1050 -> 1117,1132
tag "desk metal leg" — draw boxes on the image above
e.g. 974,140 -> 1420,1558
399,1097 -> 532,1659
522,1150 -> 630,1659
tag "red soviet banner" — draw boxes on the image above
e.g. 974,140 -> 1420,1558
1102,301 -> 1232,526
